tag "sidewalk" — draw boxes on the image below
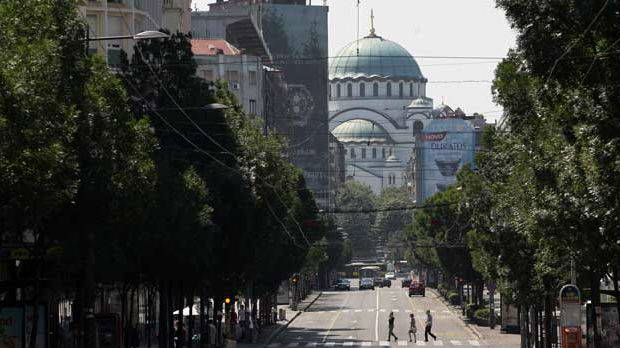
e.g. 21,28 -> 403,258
428,288 -> 520,348
247,291 -> 323,346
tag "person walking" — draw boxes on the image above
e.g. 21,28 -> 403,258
387,311 -> 398,341
408,313 -> 417,342
424,310 -> 437,342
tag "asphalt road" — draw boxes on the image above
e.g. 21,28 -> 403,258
269,278 -> 491,348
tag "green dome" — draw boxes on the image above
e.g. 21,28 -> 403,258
329,34 -> 425,81
332,119 -> 393,144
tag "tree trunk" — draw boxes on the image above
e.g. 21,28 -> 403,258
544,294 -> 553,348
188,291 -> 194,348
28,261 -> 42,348
158,280 -> 169,348
84,228 -> 97,348
199,290 -> 205,348
168,282 -> 175,348
613,267 -> 620,338
590,273 -> 601,348
520,305 -> 528,348
127,285 -> 135,348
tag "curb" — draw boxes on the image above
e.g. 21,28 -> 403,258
264,291 -> 323,345
427,289 -> 483,340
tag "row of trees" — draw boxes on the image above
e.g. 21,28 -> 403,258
405,1 -> 619,347
334,181 -> 412,259
0,1 -> 349,347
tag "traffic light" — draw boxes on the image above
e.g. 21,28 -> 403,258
224,297 -> 231,305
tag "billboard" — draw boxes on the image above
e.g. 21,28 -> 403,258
418,119 -> 475,203
261,4 -> 329,208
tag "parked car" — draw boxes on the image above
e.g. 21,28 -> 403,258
401,278 -> 412,288
373,277 -> 383,287
380,279 -> 392,288
409,281 -> 425,296
385,272 -> 396,280
334,279 -> 351,291
360,278 -> 375,290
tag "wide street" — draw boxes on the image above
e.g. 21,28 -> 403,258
269,279 -> 485,348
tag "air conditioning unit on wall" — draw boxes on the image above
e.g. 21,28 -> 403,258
231,83 -> 240,90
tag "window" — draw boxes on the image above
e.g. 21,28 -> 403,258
382,148 -> 386,158
361,148 -> 366,159
347,83 -> 352,97
107,16 -> 122,66
389,147 -> 393,156
249,71 -> 257,86
418,84 -> 421,97
386,82 -> 392,97
337,84 -> 341,98
373,82 -> 379,96
249,99 -> 256,114
360,83 -> 365,97
350,148 -> 356,159
399,82 -> 403,97
227,70 -> 239,84
409,83 -> 414,97
202,70 -> 214,81
86,15 -> 98,55
372,148 -> 377,158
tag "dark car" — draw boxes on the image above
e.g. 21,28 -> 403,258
409,281 -> 425,296
373,277 -> 383,287
401,278 -> 412,288
380,279 -> 392,288
334,279 -> 351,291
360,278 -> 375,290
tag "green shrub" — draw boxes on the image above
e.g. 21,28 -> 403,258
466,303 -> 480,318
448,292 -> 460,305
474,308 -> 490,321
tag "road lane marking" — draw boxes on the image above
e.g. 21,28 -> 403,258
355,309 -> 362,312
342,309 -> 349,313
405,309 -> 412,313
368,309 -> 374,312
343,342 -> 354,346
323,292 -> 351,343
379,341 -> 390,346
306,343 -> 318,347
469,340 -> 481,346
330,310 -> 337,313
393,309 -> 400,312
450,340 -> 462,345
442,310 -> 451,313
416,341 -> 426,346
375,287 -> 380,341
324,343 -> 335,347
268,344 -> 280,348
398,340 -> 408,346
433,340 -> 443,346
380,309 -> 386,312
287,343 -> 299,347
361,342 -> 372,347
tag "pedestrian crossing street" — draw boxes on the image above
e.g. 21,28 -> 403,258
267,340 -> 484,347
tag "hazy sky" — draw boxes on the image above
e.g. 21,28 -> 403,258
194,0 -> 517,122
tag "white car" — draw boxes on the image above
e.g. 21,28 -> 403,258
385,272 -> 396,280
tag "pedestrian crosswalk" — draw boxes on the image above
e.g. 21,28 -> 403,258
309,309 -> 445,315
268,340 -> 486,347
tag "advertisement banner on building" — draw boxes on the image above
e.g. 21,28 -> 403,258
261,4 -> 329,208
0,306 -> 46,348
418,119 -> 475,203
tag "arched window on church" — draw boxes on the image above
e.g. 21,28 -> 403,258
373,82 -> 379,96
337,84 -> 341,98
347,83 -> 352,97
386,82 -> 392,97
399,82 -> 403,97
409,83 -> 413,97
360,83 -> 365,97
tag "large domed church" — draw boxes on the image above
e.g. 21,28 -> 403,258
329,18 -> 433,195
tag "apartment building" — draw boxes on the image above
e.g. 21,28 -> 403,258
78,0 -> 190,65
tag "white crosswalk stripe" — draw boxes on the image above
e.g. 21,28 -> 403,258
324,342 -> 336,347
305,343 -> 318,347
450,340 -> 462,345
398,340 -> 409,346
268,344 -> 281,348
379,341 -> 390,346
368,309 -> 375,312
380,309 -> 386,312
361,342 -> 372,347
416,341 -> 426,346
393,309 -> 400,312
443,310 -> 451,313
433,340 -> 443,346
355,309 -> 363,312
469,340 -> 481,346
343,342 -> 354,346
405,309 -> 412,313
287,343 -> 299,347
342,309 -> 350,313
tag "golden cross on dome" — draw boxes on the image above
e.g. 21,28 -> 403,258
370,9 -> 375,35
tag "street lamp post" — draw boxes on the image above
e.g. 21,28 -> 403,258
80,29 -> 169,348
